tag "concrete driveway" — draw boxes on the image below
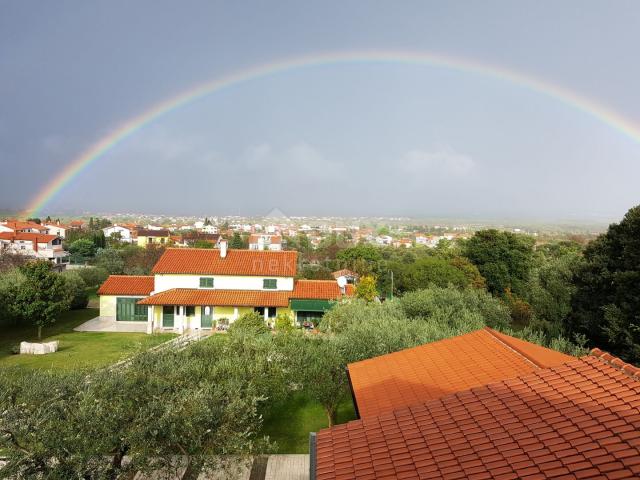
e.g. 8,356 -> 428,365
74,316 -> 148,333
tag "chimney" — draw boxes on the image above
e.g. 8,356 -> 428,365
220,239 -> 227,258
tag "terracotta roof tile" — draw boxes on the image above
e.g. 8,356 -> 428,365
97,275 -> 155,295
0,232 -> 59,243
317,354 -> 640,480
347,328 -> 574,418
292,279 -> 354,299
137,288 -> 291,307
152,248 -> 298,276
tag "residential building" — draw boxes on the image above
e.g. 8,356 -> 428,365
312,330 -> 640,479
248,234 -> 282,251
0,221 -> 48,234
0,232 -> 69,267
200,224 -> 218,235
43,222 -> 68,238
136,228 -> 170,247
331,269 -> 359,284
97,242 -> 353,333
103,225 -> 134,243
174,232 -> 220,248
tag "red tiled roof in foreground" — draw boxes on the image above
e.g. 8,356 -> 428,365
97,275 -> 155,296
292,280 -> 354,299
316,350 -> 640,480
137,288 -> 291,307
151,248 -> 298,276
347,328 -> 573,418
0,232 -> 59,243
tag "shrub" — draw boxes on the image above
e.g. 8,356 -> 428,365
61,271 -> 89,309
75,266 -> 109,287
228,312 -> 269,336
399,286 -> 510,330
274,313 -> 294,332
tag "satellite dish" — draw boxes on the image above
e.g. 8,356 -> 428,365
337,276 -> 347,288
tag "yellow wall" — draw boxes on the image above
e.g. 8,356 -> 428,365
213,306 -> 235,321
99,295 -> 117,317
136,235 -> 168,247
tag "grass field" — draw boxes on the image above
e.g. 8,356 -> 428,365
0,307 -> 175,370
261,393 -> 357,453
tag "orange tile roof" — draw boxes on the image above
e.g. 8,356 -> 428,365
316,350 -> 640,480
332,269 -> 359,279
0,232 -> 59,243
152,248 -> 298,276
347,327 -> 574,418
97,275 -> 155,296
292,280 -> 354,299
137,288 -> 291,307
1,221 -> 47,232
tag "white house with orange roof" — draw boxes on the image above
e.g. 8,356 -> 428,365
0,221 -> 49,235
96,240 -> 353,334
0,231 -> 69,266
248,234 -> 282,251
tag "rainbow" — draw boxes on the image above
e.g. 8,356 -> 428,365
23,49 -> 640,217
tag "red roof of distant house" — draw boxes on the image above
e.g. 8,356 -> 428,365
0,232 -> 59,243
136,228 -> 170,237
0,221 -> 46,232
292,280 -> 354,299
332,269 -> 359,279
97,275 -> 155,296
152,248 -> 298,276
347,328 -> 574,418
316,349 -> 640,480
138,288 -> 291,307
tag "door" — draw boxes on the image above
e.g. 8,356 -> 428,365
201,306 -> 213,329
162,306 -> 174,327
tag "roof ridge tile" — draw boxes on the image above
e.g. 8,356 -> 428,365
589,348 -> 640,380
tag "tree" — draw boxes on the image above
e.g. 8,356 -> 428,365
94,248 -> 125,274
10,261 -> 70,339
355,275 -> 378,302
0,268 -> 25,327
463,229 -> 535,297
0,338 -> 277,478
68,238 -> 97,262
388,256 -> 473,293
525,247 -> 582,336
75,266 -> 109,287
61,270 -> 89,309
568,205 -> 640,362
289,335 -> 348,426
193,240 -> 214,249
229,232 -> 245,249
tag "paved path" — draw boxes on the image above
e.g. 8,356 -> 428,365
74,316 -> 148,333
264,455 -> 309,480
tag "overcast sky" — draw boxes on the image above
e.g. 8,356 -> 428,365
1,1 -> 639,220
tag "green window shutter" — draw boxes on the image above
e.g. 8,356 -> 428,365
199,277 -> 214,288
263,278 -> 277,289
117,298 -> 146,321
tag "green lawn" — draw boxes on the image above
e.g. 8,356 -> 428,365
261,393 -> 357,453
0,308 -> 175,371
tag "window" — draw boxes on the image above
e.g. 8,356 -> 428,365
263,278 -> 277,289
199,277 -> 214,288
185,306 -> 195,316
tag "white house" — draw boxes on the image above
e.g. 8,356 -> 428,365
201,225 -> 218,234
0,221 -> 48,234
97,241 -> 353,334
248,234 -> 282,251
103,225 -> 133,243
43,223 -> 68,239
0,232 -> 69,266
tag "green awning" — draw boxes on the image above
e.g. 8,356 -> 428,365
290,299 -> 333,312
